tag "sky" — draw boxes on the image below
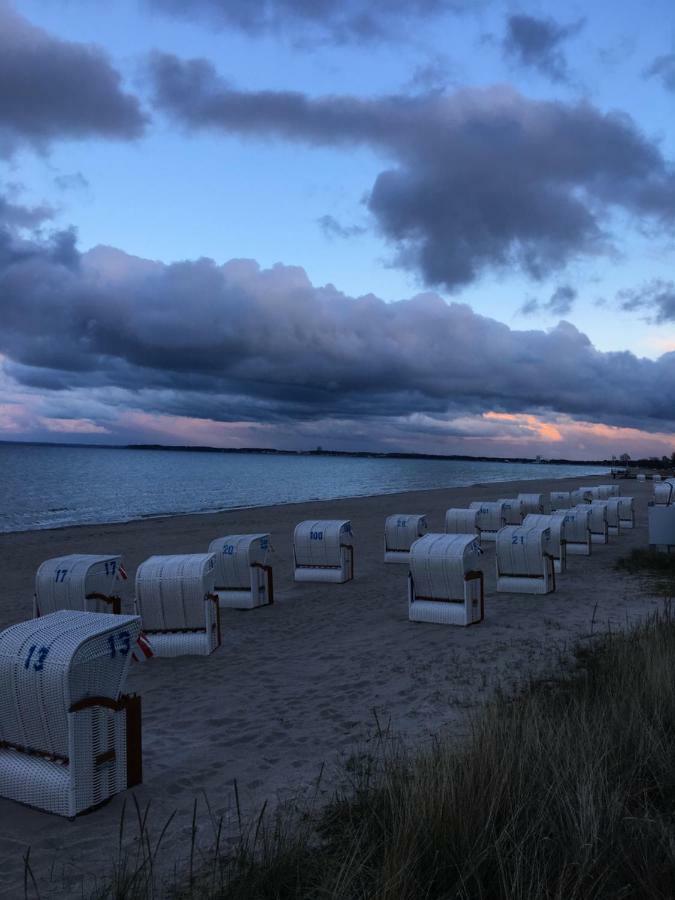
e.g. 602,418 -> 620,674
1,0 -> 675,459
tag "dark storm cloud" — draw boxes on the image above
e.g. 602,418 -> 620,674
502,14 -> 584,83
1,204 -> 675,434
149,53 -> 675,290
0,2 -> 146,156
521,284 -> 577,317
644,54 -> 675,92
618,280 -> 675,323
144,0 -> 475,43
317,214 -> 367,239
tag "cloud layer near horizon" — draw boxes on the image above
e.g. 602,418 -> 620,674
149,53 -> 675,290
1,196 -> 675,447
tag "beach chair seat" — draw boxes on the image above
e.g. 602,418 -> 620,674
34,554 -> 126,617
518,493 -> 546,515
444,508 -> 481,540
135,554 -> 220,656
523,514 -> 566,573
469,501 -> 506,541
580,502 -> 609,544
293,520 -> 353,583
408,533 -> 484,626
553,507 -> 591,555
0,611 -> 142,817
549,491 -> 571,510
209,534 -> 273,608
499,498 -> 525,525
384,515 -> 428,564
495,524 -> 555,594
617,496 -> 635,529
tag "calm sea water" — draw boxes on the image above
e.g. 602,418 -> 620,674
0,443 -> 609,533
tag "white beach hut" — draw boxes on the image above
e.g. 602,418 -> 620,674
208,534 -> 273,608
408,533 -> 484,626
552,507 -> 592,556
499,498 -> 525,525
617,496 -> 635,529
495,524 -> 555,594
444,507 -> 481,539
518,493 -> 547,515
0,610 -> 142,817
134,554 -> 220,656
523,513 -> 566,574
469,501 -> 506,541
571,487 -> 593,504
578,502 -> 608,544
293,520 -> 354,583
549,491 -> 571,510
34,554 -> 125,617
383,515 -> 428,564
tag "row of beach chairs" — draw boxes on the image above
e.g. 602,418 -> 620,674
0,484 -> 635,818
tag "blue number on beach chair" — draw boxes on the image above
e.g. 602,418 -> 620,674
54,568 -> 69,583
223,545 -> 235,555
310,531 -> 323,540
24,645 -> 49,671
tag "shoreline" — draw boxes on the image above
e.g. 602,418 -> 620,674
0,472 -> 658,898
0,465 -> 610,537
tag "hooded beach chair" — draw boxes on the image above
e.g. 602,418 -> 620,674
637,473 -> 647,482
617,496 -> 635,529
208,534 -> 273,608
549,491 -> 571,510
653,474 -> 662,482
34,554 -> 126,617
408,533 -> 484,626
523,513 -> 566,574
469,501 -> 506,541
134,554 -> 220,656
498,498 -> 525,525
495,524 -> 555,594
578,503 -> 608,544
0,610 -> 142,817
444,507 -> 481,539
570,487 -> 593,504
293,520 -> 354,583
590,485 -> 619,500
552,507 -> 591,556
518,493 -> 546,515
595,498 -> 621,536
654,479 -> 675,506
384,515 -> 428,564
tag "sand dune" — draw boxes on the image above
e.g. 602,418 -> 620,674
0,474 -> 662,898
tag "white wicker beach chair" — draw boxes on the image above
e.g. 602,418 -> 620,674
495,524 -> 555,594
653,474 -> 662,482
208,534 -> 273,608
293,520 -> 354,583
408,534 -> 484,626
637,473 -> 647,482
654,480 -> 675,506
596,498 -> 622,536
580,502 -> 609,544
444,508 -> 481,539
469,501 -> 506,541
549,491 -> 571,510
498,498 -> 525,525
384,515 -> 428,564
134,554 -> 220,656
617,496 -> 635,529
523,514 -> 566,574
0,610 -> 142,818
590,485 -> 619,500
570,488 -> 593,504
552,507 -> 592,556
518,493 -> 546,515
34,555 -> 125,617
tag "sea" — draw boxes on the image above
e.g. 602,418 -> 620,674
0,443 -> 609,534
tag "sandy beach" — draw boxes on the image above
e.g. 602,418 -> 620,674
0,473 -> 663,898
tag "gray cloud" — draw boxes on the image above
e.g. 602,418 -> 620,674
0,2 -> 146,156
503,14 -> 584,83
618,280 -> 675,323
53,172 -> 90,193
144,0 -> 476,43
1,201 -> 675,436
317,214 -> 367,239
521,284 -> 577,317
149,53 -> 675,290
644,54 -> 675,92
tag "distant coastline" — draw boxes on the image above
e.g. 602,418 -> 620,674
0,438 -> 641,467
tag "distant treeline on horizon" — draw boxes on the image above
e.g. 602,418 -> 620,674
3,439 -> 673,469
